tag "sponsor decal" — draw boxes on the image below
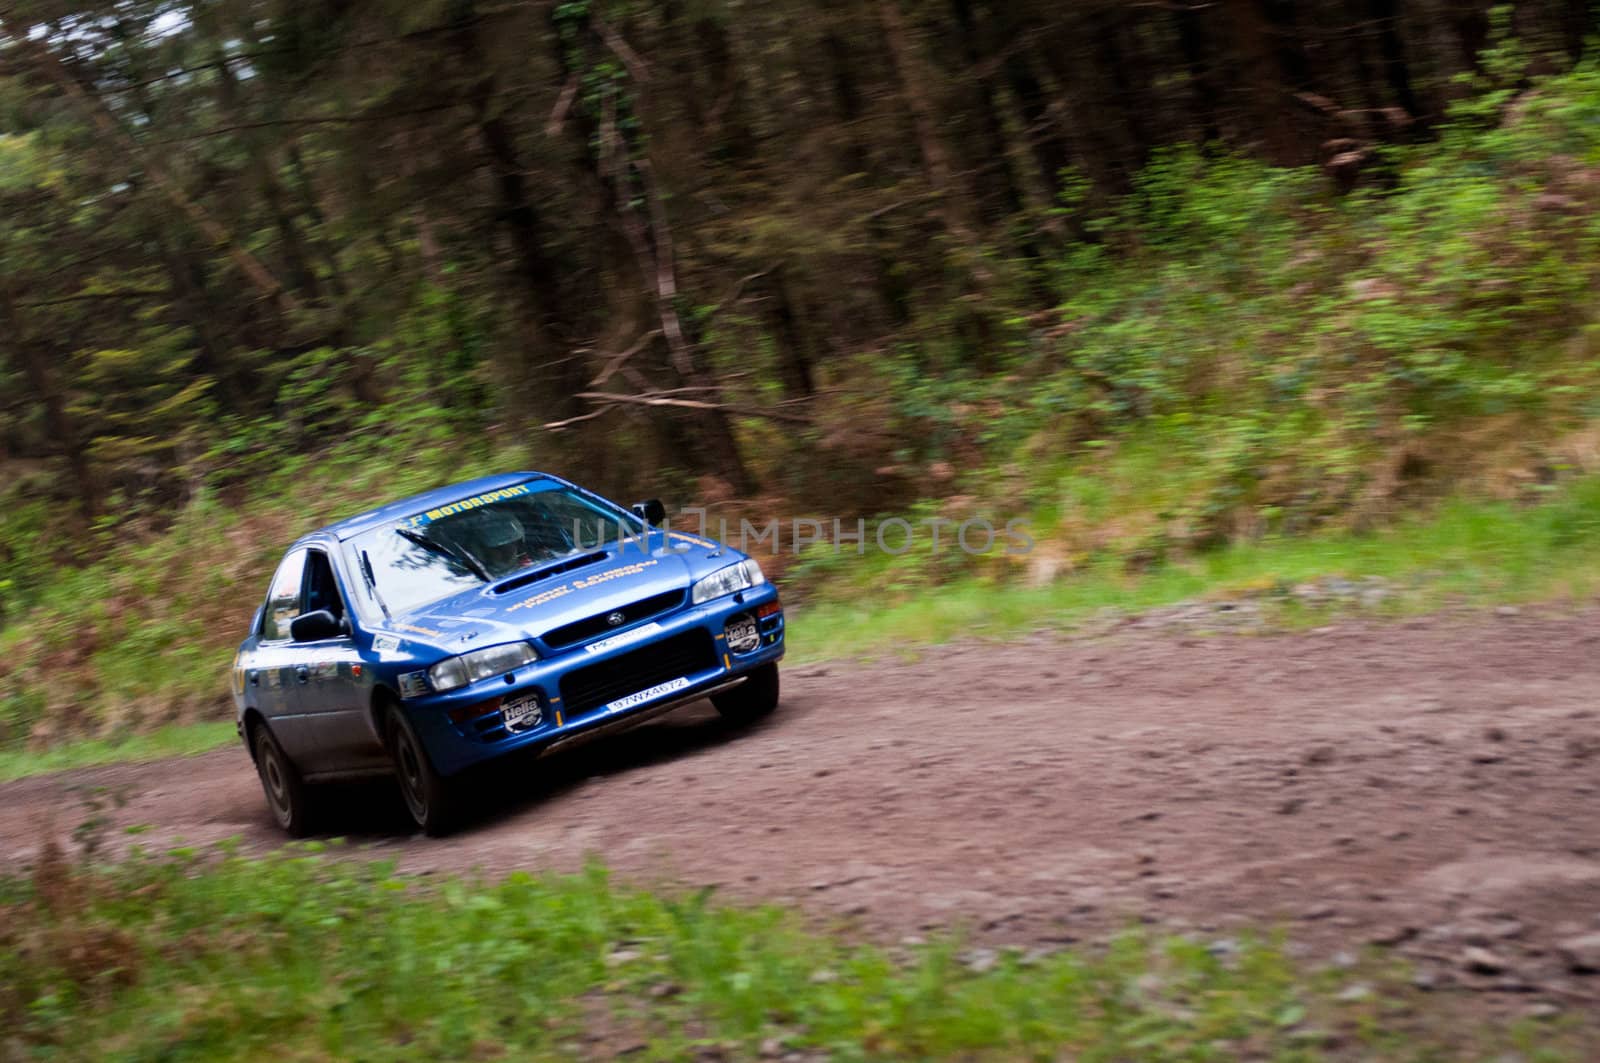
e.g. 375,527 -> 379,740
725,615 -> 760,653
504,583 -> 575,613
395,622 -> 443,638
372,634 -> 402,653
571,558 -> 658,589
605,676 -> 691,715
584,622 -> 663,655
502,694 -> 542,731
668,531 -> 717,549
506,559 -> 662,615
405,483 -> 533,528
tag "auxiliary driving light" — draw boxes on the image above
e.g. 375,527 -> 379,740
725,614 -> 761,653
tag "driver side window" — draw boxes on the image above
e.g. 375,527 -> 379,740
303,549 -> 347,623
260,549 -> 308,642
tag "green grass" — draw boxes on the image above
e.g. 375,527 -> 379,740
0,721 -> 236,784
1,846 -> 1582,1060
792,476 -> 1600,663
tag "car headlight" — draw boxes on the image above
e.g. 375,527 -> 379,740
691,559 -> 766,605
426,642 -> 538,694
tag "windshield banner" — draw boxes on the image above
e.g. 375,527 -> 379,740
406,483 -> 533,527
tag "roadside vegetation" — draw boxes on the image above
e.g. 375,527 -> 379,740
0,722 -> 234,785
4,472 -> 1600,783
5,13 -> 1600,756
1,843 -> 1587,1060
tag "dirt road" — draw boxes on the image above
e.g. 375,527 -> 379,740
5,609 -> 1600,996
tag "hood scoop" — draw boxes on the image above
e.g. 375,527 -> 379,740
491,551 -> 608,595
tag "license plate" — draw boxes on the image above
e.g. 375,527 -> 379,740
605,676 -> 691,715
502,694 -> 542,732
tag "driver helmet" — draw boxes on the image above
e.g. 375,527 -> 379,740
474,512 -> 524,549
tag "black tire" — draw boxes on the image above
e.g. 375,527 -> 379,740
253,723 -> 315,837
385,706 -> 459,837
711,663 -> 780,723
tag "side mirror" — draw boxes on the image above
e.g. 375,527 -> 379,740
632,498 -> 667,527
290,609 -> 345,643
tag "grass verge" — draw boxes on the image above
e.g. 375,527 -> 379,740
1,845 -> 1584,1060
792,478 -> 1600,663
0,722 -> 236,784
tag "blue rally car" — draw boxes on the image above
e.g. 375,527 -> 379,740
232,473 -> 784,835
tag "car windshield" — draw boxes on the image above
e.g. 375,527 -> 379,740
342,481 -> 643,618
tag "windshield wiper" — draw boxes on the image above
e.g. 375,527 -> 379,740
359,549 -> 393,621
396,526 -> 491,583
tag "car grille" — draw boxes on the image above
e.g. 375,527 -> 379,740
541,590 -> 686,650
560,630 -> 716,719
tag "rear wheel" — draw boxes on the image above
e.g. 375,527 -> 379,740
253,723 -> 315,837
712,663 -> 780,723
385,706 -> 459,837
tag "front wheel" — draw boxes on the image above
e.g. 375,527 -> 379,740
712,663 -> 780,724
385,706 -> 460,837
253,723 -> 316,837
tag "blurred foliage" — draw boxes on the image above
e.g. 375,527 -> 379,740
1,844 -> 1586,1059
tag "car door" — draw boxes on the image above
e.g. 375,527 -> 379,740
293,547 -> 386,774
247,549 -> 319,761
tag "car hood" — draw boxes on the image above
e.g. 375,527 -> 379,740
379,530 -> 737,656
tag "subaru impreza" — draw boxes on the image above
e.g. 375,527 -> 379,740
232,473 -> 784,835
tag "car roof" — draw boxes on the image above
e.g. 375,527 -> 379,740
313,472 -> 558,542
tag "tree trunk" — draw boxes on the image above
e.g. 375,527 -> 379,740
1369,0 -> 1426,133
766,269 -> 817,401
879,0 -> 968,240
950,0 -> 1025,224
210,46 -> 323,301
1561,0 -> 1593,61
552,7 -> 754,493
1224,0 -> 1301,164
455,7 -> 586,429
156,232 -> 256,413
1177,3 -> 1223,145
0,289 -> 97,522
1003,47 -> 1073,198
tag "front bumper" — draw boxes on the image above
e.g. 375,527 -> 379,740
405,585 -> 784,776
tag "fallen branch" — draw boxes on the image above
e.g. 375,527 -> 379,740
540,408 -> 614,432
587,328 -> 662,388
545,73 -> 579,136
572,390 -> 812,424
594,17 -> 649,82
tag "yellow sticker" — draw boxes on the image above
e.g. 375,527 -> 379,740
505,584 -> 575,613
410,483 -> 533,526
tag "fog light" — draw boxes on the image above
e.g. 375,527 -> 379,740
448,697 -> 502,725
725,614 -> 760,653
